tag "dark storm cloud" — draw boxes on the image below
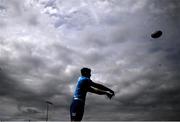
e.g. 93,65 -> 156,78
0,69 -> 43,120
0,37 -> 76,120
0,37 -> 79,120
0,69 -> 40,103
0,70 -> 21,97
0,66 -> 72,120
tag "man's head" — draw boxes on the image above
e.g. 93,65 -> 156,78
81,67 -> 91,78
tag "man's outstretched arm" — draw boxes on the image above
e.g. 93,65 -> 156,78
88,86 -> 113,99
90,81 -> 115,96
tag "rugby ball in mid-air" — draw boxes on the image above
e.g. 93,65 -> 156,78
151,30 -> 163,38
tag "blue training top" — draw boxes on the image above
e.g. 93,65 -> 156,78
73,76 -> 92,102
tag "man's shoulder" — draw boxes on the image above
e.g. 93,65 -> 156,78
79,76 -> 89,80
78,76 -> 91,82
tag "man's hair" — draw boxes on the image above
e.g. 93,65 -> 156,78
81,67 -> 91,76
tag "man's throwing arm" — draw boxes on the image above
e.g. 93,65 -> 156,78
88,86 -> 107,95
90,81 -> 115,96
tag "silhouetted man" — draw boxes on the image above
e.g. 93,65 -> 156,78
70,67 -> 115,121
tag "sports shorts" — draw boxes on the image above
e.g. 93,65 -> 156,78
70,99 -> 85,121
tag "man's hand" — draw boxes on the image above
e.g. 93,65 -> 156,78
106,91 -> 115,100
109,90 -> 115,97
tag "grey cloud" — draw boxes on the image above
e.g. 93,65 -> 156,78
0,0 -> 43,29
21,107 -> 41,114
1,0 -> 24,17
0,5 -> 6,10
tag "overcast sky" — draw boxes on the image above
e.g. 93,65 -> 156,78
0,0 -> 180,121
